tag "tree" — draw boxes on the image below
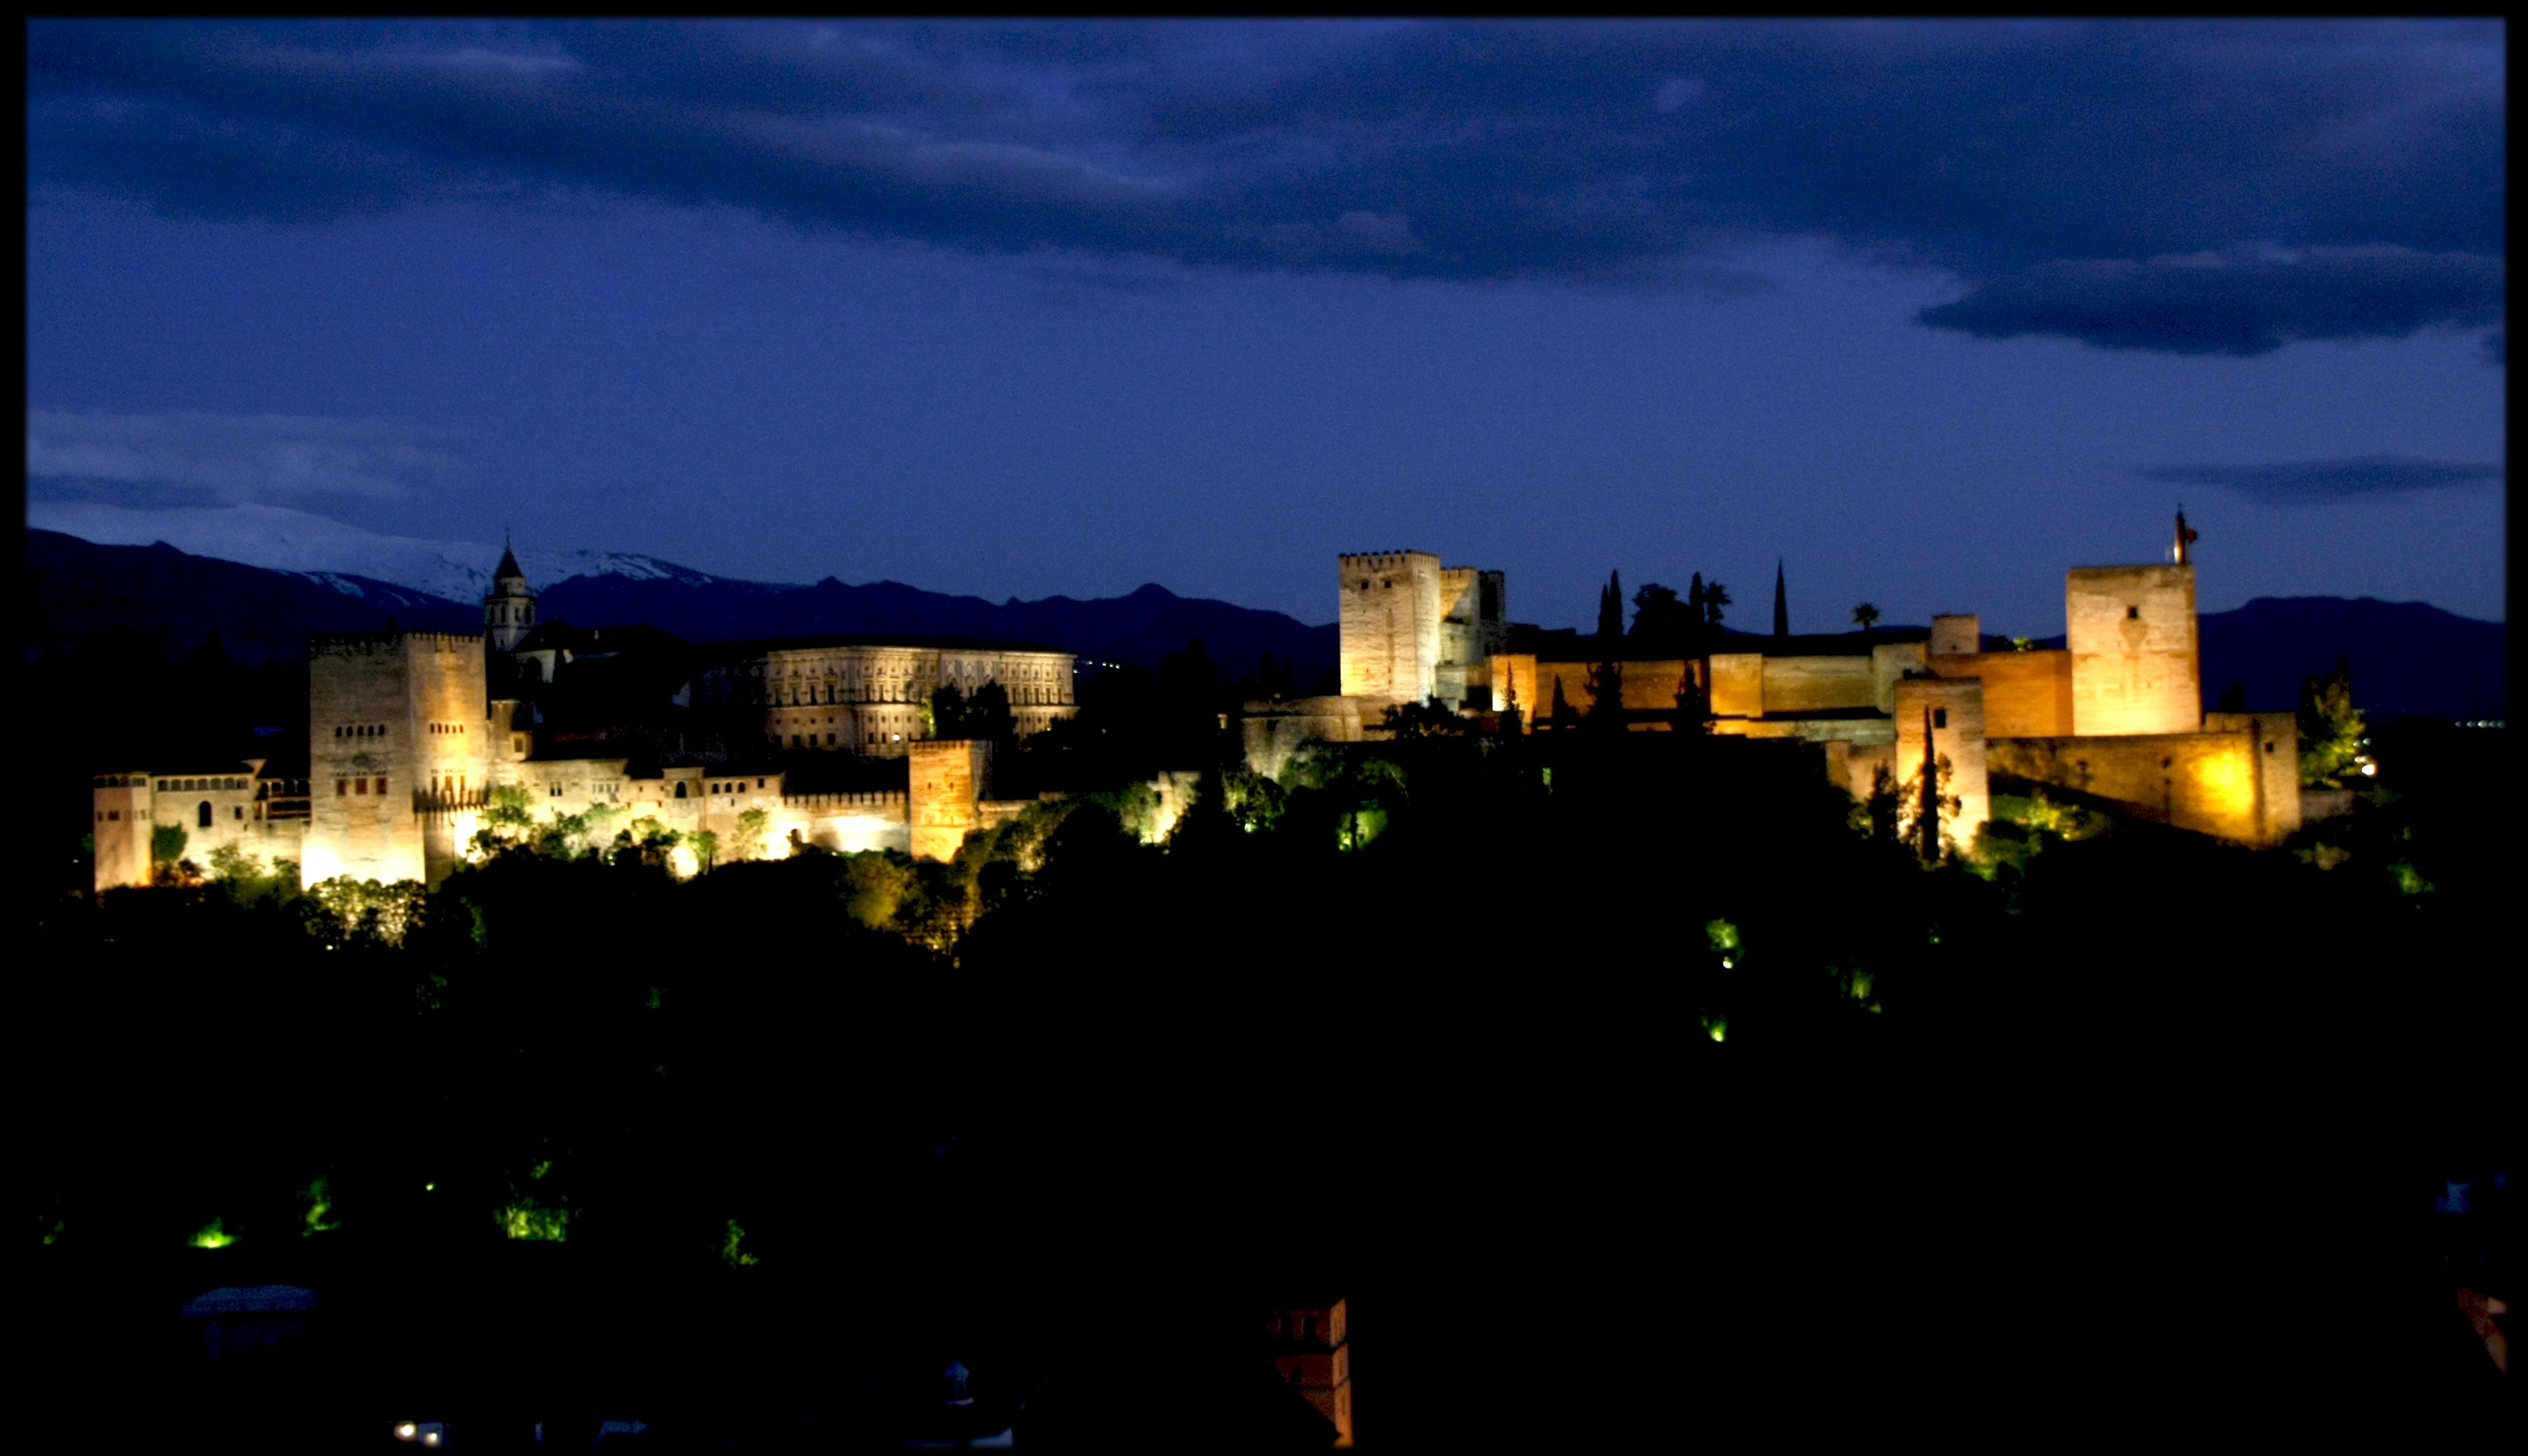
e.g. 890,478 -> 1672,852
688,828 -> 720,874
1596,570 -> 1625,639
732,807 -> 771,863
2298,655 -> 2366,787
1631,584 -> 1695,645
1380,700 -> 1472,740
927,683 -> 968,739
1701,581 -> 1732,628
1851,603 -> 1883,634
967,680 -> 1017,747
1585,657 -> 1625,732
150,824 -> 188,867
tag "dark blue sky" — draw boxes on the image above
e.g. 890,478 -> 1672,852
25,20 -> 2506,632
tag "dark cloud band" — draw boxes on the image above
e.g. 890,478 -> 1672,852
26,19 -> 2507,353
1917,248 -> 2505,355
2136,455 -> 2503,503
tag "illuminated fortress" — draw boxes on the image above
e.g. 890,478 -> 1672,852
1249,519 -> 2302,854
89,548 -> 1078,892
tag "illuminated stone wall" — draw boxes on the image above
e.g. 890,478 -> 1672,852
1243,695 -> 1369,778
1988,721 -> 2295,846
1893,675 -> 1990,856
92,764 -> 311,892
2067,564 -> 2201,735
1338,551 -> 1442,702
1757,655 -> 1877,715
1926,649 -> 2074,738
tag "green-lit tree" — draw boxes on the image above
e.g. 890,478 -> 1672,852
2298,655 -> 2365,787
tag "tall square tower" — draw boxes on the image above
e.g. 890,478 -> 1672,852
305,631 -> 490,888
2066,565 -> 2201,736
1337,552 -> 1442,703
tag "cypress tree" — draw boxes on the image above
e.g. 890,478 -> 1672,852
1772,560 -> 1790,639
1597,570 -> 1625,640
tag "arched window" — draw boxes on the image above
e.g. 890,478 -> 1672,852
197,800 -> 214,828
674,781 -> 689,799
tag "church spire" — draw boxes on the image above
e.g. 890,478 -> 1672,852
484,532 -> 536,653
1772,559 -> 1790,639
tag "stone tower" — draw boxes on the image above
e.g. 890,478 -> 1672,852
1266,1298 -> 1353,1447
303,630 -> 492,890
484,542 -> 536,654
2066,564 -> 2201,736
1337,552 -> 1442,704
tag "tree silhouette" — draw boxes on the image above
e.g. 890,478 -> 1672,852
1702,582 -> 1732,628
1596,570 -> 1625,640
1631,583 -> 1694,646
1851,603 -> 1883,634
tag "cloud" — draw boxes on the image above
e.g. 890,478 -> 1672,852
23,20 -> 2507,350
2135,454 -> 2503,503
25,409 -> 461,508
1916,246 -> 2505,354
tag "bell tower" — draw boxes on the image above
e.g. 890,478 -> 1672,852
484,534 -> 536,654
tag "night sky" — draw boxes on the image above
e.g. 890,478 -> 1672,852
25,20 -> 2507,634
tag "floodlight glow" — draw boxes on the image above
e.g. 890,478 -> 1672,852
395,1423 -> 418,1441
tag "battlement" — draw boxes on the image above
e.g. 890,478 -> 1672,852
782,791 -> 908,811
1337,550 -> 1436,570
309,629 -> 486,657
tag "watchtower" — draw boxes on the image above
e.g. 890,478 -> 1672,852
304,630 -> 491,889
1338,552 -> 1442,703
2065,564 -> 2200,736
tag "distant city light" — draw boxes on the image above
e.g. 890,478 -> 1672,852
394,1424 -> 417,1442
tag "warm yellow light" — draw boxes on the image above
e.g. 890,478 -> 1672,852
395,1423 -> 418,1442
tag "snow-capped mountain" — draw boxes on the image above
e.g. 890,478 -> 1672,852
23,500 -> 733,602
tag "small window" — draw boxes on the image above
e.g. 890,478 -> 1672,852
234,806 -> 244,820
675,782 -> 688,799
2264,741 -> 2275,754
337,779 -> 349,796
2126,606 -> 2139,619
356,778 -> 368,795
198,800 -> 214,828
1933,709 -> 1948,729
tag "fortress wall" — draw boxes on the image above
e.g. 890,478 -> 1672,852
1871,641 -> 1928,713
1243,697 -> 1365,778
1710,654 -> 1765,717
2067,565 -> 2201,735
1928,649 -> 2074,738
1758,655 -> 1877,715
2203,710 -> 2303,845
1488,654 -> 1541,726
1894,676 -> 1990,854
1988,729 -> 2269,845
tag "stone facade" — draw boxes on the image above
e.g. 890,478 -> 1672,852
695,640 -> 1076,757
